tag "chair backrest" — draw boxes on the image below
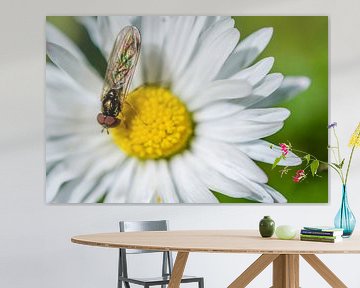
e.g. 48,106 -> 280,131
119,220 -> 169,254
118,220 -> 173,281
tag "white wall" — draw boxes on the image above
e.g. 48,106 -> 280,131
1,0 -> 360,287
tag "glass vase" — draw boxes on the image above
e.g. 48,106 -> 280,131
334,185 -> 356,237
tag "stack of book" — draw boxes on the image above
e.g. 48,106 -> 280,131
300,226 -> 344,243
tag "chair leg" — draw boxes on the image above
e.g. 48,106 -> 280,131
199,278 -> 204,288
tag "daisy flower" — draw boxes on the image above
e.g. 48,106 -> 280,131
46,16 -> 309,203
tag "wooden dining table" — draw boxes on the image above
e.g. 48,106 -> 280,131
71,230 -> 360,288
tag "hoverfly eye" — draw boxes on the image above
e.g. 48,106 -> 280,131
104,116 -> 118,127
97,113 -> 106,125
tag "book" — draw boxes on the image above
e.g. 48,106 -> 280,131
303,226 -> 344,232
301,229 -> 343,237
300,236 -> 343,243
300,234 -> 341,240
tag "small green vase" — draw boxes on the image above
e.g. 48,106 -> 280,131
259,216 -> 275,238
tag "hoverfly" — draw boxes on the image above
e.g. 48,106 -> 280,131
97,26 -> 141,134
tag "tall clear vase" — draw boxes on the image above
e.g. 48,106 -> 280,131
334,185 -> 356,237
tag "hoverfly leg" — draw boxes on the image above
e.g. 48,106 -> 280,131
124,100 -> 148,125
101,127 -> 109,134
120,112 -> 128,129
124,100 -> 136,112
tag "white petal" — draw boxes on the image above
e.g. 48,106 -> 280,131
127,160 -> 157,203
140,16 -> 168,83
97,17 -> 116,58
105,158 -> 137,203
194,106 -> 290,126
174,27 -> 240,100
108,16 -> 132,37
235,27 -> 273,56
160,16 -> 195,84
194,101 -> 243,122
67,149 -> 125,203
197,120 -> 285,143
166,16 -> 221,84
46,65 -> 98,120
187,79 -> 252,111
261,184 -> 287,203
46,63 -> 93,98
155,160 -> 180,203
227,108 -> 290,122
46,164 -> 76,202
46,42 -> 103,94
185,152 -> 273,202
45,76 -> 101,139
197,107 -> 290,142
97,16 -> 133,58
162,16 -> 234,85
169,154 -> 218,203
218,27 -> 273,78
234,73 -> 284,108
192,138 -> 268,183
51,178 -> 83,203
198,17 -> 235,46
253,73 -> 284,96
229,57 -> 274,85
46,134 -> 107,163
46,116 -> 98,139
201,16 -> 231,29
46,152 -> 97,202
46,22 -> 86,61
83,170 -> 119,203
238,140 -> 302,166
46,64 -> 80,91
252,76 -> 311,108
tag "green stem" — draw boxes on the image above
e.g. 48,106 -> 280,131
333,127 -> 343,164
291,148 -> 345,183
331,149 -> 338,165
333,127 -> 345,181
345,145 -> 356,185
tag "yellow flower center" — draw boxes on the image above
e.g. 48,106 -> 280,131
110,86 -> 193,160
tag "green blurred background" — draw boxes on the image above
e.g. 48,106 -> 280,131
47,16 -> 328,203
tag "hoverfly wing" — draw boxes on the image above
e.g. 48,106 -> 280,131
100,26 -> 141,104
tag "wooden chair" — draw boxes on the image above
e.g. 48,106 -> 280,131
118,220 -> 204,288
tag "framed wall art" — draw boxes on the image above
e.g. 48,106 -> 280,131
46,16 -> 328,203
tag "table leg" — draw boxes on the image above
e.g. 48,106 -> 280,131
228,254 -> 279,288
272,254 -> 299,288
168,252 -> 189,288
228,253 -> 348,288
301,254 -> 347,288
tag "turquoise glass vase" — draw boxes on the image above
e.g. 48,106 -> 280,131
334,185 -> 356,237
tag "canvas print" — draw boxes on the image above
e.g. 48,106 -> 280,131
46,16 -> 328,203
